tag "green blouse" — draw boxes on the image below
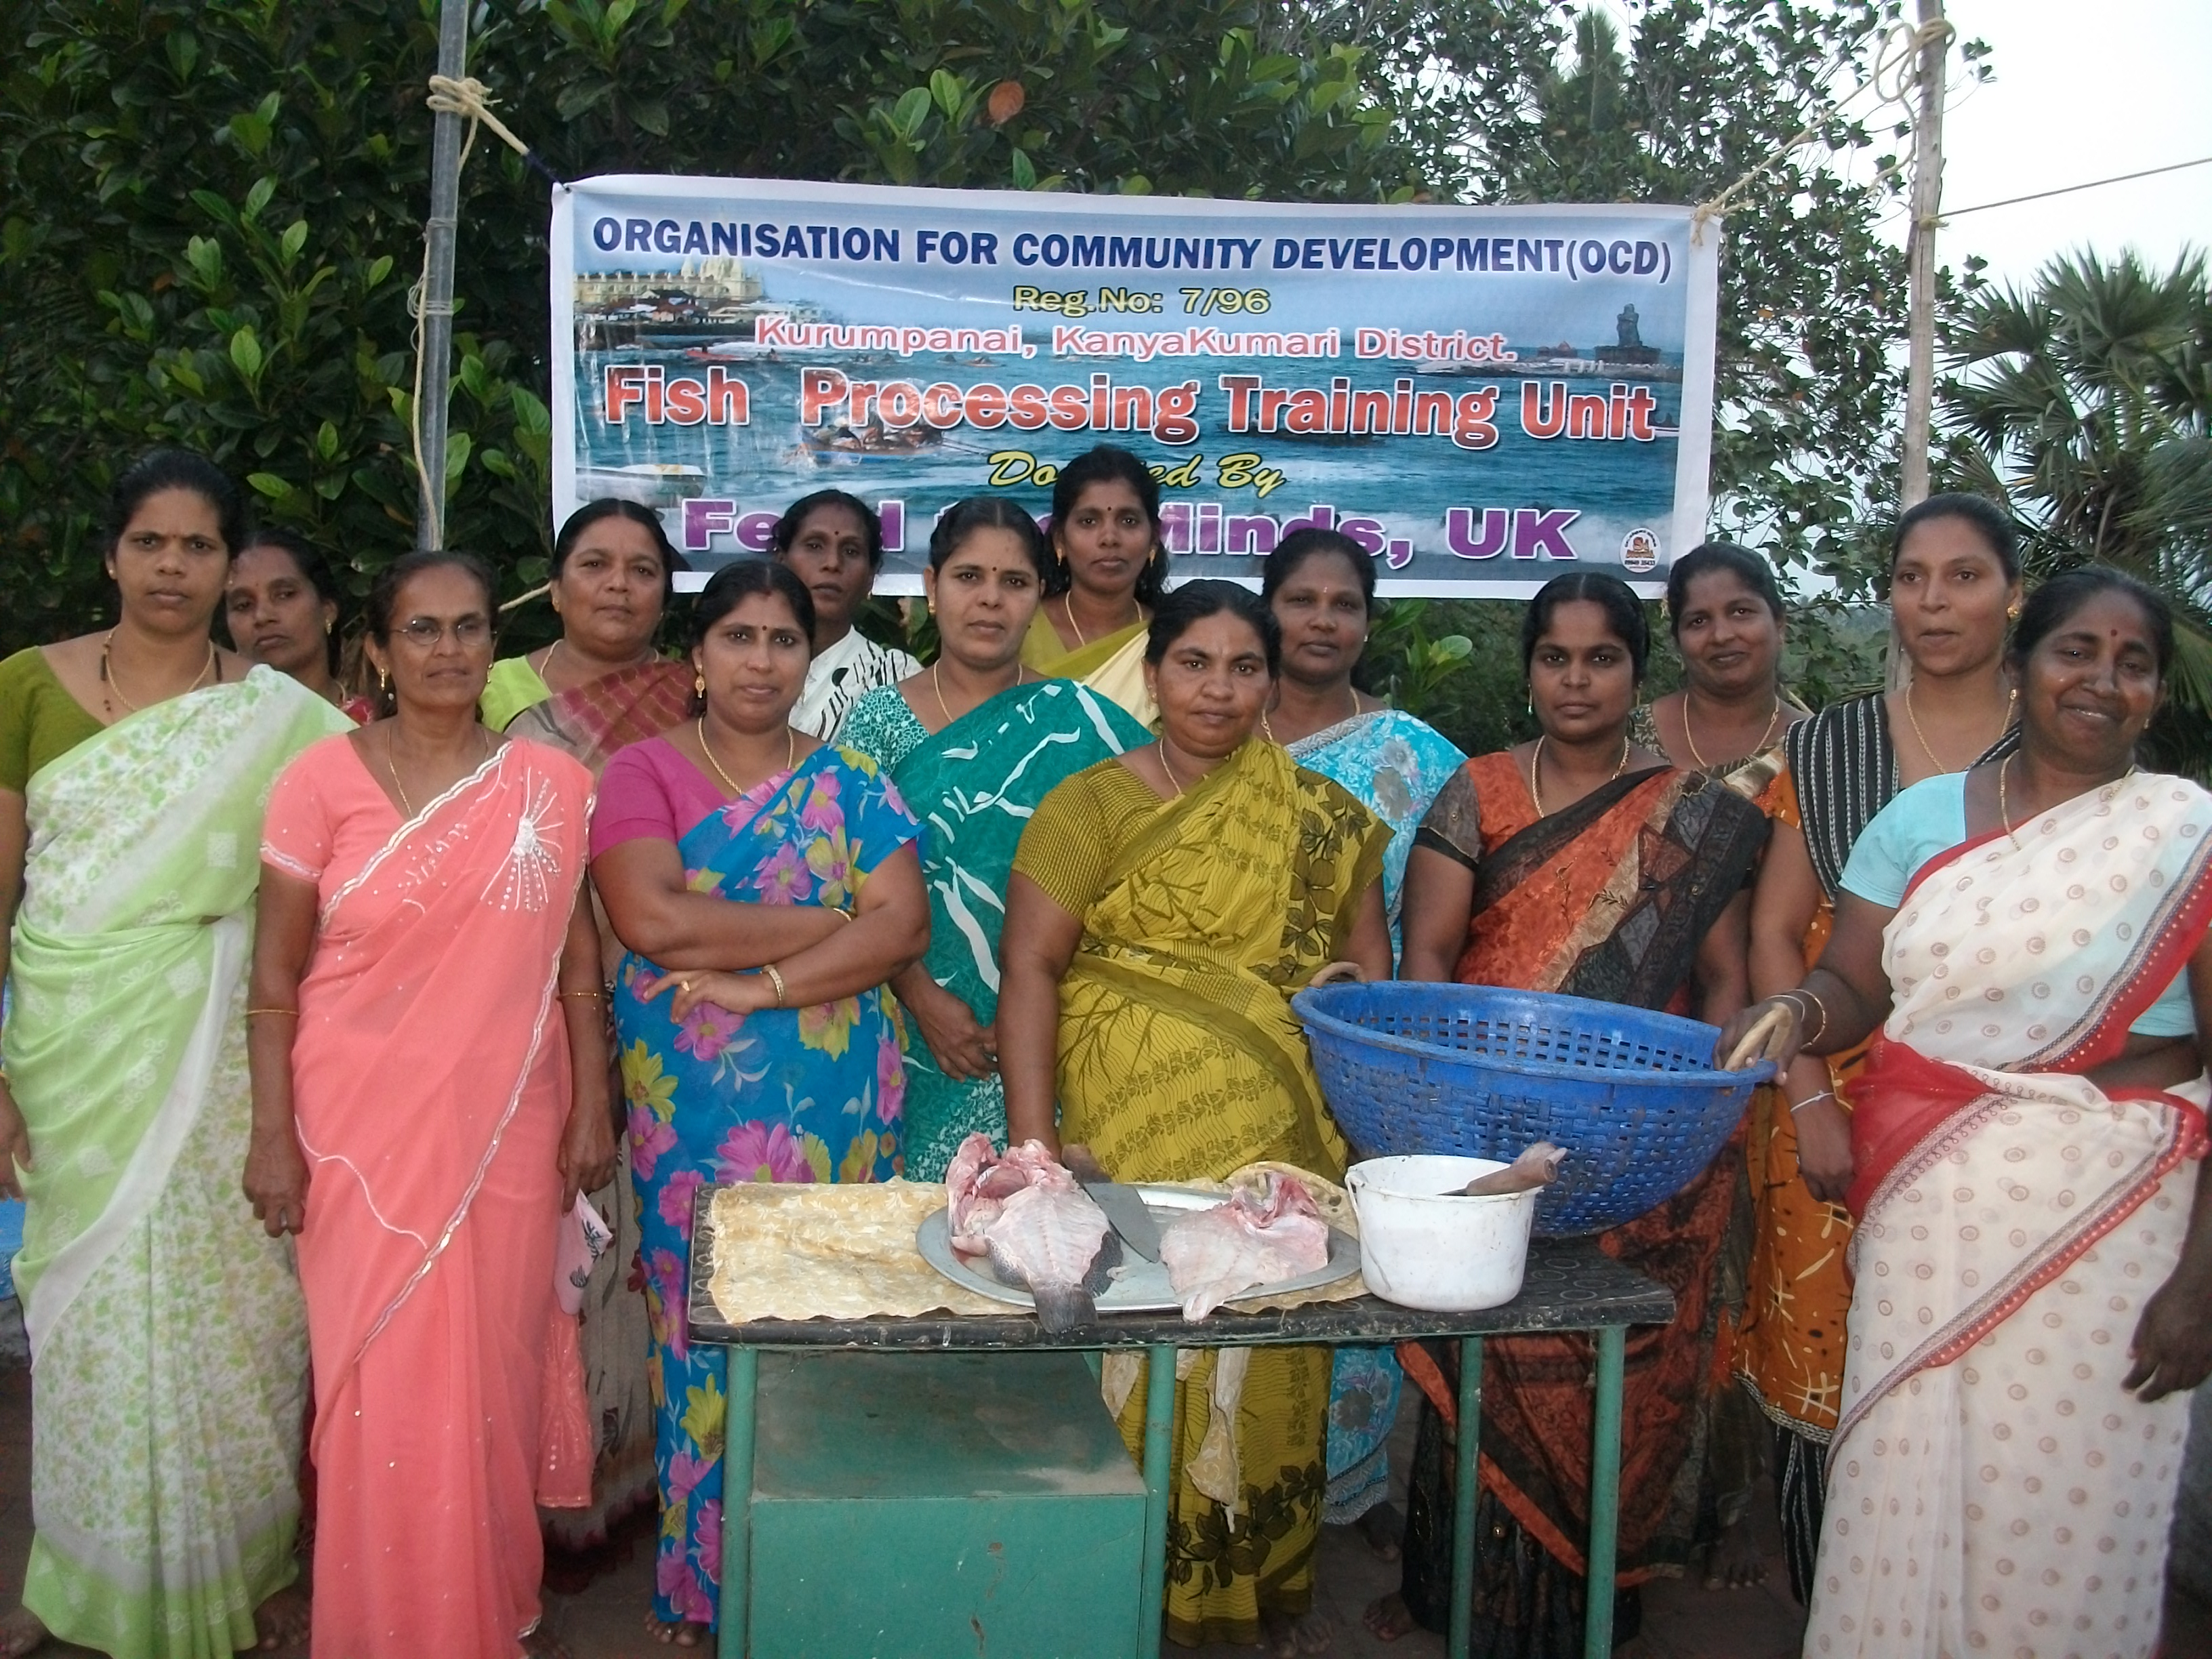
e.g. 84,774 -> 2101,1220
0,649 -> 105,793
478,654 -> 552,733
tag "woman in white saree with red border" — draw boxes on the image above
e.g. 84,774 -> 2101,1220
1723,568 -> 2212,1659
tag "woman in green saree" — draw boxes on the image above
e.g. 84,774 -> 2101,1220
1019,445 -> 1172,723
838,497 -> 1151,1179
0,450 -> 351,1659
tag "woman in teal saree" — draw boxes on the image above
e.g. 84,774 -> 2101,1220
839,497 -> 1151,1181
592,558 -> 930,1644
0,451 -> 350,1659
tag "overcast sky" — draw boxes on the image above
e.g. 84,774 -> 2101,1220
1933,0 -> 2211,288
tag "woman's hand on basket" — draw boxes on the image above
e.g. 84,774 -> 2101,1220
243,1126 -> 310,1237
2124,1263 -> 2212,1401
1717,996 -> 1805,1072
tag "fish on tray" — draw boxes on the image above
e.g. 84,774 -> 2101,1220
944,1133 -> 1118,1332
1158,1170 -> 1330,1319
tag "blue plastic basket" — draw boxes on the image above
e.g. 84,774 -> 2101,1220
1291,982 -> 1772,1237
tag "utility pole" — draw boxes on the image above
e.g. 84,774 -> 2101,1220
415,0 -> 471,550
1890,0 -> 1948,690
1899,0 -> 1948,510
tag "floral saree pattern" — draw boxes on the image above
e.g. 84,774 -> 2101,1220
609,745 -> 918,1629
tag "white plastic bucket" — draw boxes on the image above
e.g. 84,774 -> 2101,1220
1347,1155 -> 1541,1312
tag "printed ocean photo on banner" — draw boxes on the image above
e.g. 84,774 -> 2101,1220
550,176 -> 1720,596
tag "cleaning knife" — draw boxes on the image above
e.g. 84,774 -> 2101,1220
1080,1179 -> 1164,1261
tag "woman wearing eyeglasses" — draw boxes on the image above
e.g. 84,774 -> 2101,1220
246,550 -> 615,1658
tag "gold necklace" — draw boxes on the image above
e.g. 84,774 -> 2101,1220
1905,680 -> 2017,774
1527,733 -> 1630,817
1155,741 -> 1186,796
100,628 -> 215,716
930,663 -> 956,728
385,725 -> 489,819
1683,693 -> 1780,773
697,716 -> 795,796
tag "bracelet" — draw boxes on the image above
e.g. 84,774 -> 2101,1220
1779,989 -> 1830,1045
830,904 -> 854,923
245,1007 -> 300,1019
762,963 -> 788,1008
1788,1090 -> 1835,1115
558,987 -> 605,1001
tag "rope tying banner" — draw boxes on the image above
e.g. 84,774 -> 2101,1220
407,74 -> 562,562
1688,16 -> 1953,246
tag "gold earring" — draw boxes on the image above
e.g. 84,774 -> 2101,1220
377,666 -> 390,693
2007,602 -> 2022,620
694,672 -> 706,695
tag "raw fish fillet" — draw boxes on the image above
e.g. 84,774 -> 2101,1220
1158,1172 -> 1331,1319
943,1132 -> 1117,1332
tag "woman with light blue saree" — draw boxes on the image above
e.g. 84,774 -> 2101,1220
1259,527 -> 1465,1550
591,558 -> 930,1645
838,497 -> 1151,1181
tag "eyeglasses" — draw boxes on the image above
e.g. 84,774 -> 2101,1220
394,616 -> 491,648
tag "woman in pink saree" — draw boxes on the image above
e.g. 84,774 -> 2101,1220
245,551 -> 616,1659
1723,568 -> 2212,1659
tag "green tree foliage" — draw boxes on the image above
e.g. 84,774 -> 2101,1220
5,0 -> 1961,737
1939,248 -> 2212,772
0,0 -> 1404,655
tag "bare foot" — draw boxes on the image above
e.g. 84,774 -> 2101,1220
1354,1500 -> 1404,1561
644,1616 -> 708,1647
253,1583 -> 311,1650
1260,1607 -> 1334,1655
0,1608 -> 47,1659
1702,1515 -> 1768,1590
1361,1593 -> 1418,1642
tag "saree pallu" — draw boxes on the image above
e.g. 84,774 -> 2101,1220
6,669 -> 348,1659
611,746 -> 918,1629
1019,610 -> 1155,726
281,739 -> 592,1659
506,659 -> 695,1572
1028,739 -> 1385,1645
1283,708 -> 1465,1525
1804,773 -> 2212,1659
884,680 -> 1149,1181
1399,756 -> 1769,1653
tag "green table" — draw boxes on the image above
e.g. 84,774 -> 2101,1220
688,1189 -> 1673,1659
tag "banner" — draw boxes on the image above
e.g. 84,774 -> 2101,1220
550,176 -> 1719,595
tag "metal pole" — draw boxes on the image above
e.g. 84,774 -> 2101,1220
1447,1338 -> 1483,1658
1582,1326 -> 1627,1659
1899,0 -> 1947,512
1136,1345 -> 1178,1659
415,0 -> 471,550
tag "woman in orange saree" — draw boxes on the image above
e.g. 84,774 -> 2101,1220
1372,573 -> 1769,1656
246,552 -> 615,1659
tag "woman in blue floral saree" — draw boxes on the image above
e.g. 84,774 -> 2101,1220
592,560 -> 928,1642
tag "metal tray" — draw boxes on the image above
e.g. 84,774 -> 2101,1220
916,1183 -> 1360,1317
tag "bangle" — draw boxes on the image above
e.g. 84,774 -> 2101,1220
1788,1090 -> 1835,1114
245,1007 -> 300,1019
830,904 -> 854,923
558,987 -> 605,1001
1780,989 -> 1829,1045
762,963 -> 788,1008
